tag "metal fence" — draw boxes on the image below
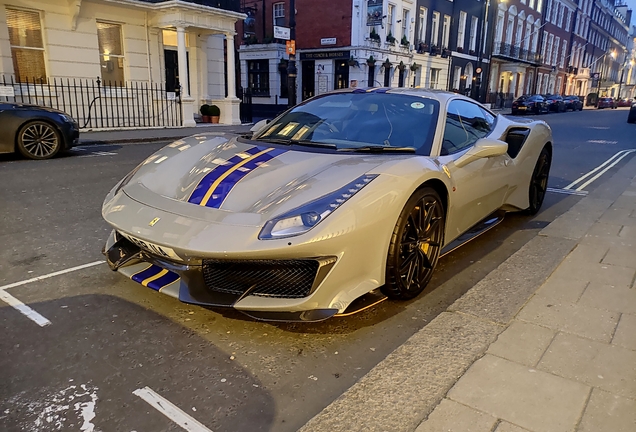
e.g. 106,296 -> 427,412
0,76 -> 182,129
493,42 -> 542,65
486,92 -> 515,109
239,87 -> 253,124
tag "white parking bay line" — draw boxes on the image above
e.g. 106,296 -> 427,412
0,290 -> 51,326
564,150 -> 636,190
133,387 -> 212,432
0,260 -> 104,291
547,187 -> 588,196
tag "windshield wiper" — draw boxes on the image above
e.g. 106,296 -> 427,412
254,137 -> 337,149
338,145 -> 416,153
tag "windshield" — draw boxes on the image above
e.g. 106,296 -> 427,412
253,92 -> 440,155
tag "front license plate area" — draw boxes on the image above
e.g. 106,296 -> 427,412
120,233 -> 180,260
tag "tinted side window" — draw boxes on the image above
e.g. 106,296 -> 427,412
441,100 -> 492,155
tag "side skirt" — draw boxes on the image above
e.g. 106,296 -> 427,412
336,210 -> 507,317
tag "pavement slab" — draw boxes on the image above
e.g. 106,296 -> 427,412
447,355 -> 590,432
449,236 -> 576,324
602,245 -> 636,268
610,313 -> 636,351
538,332 -> 636,399
577,389 -> 636,432
298,312 -> 502,432
516,295 -> 620,343
578,284 -> 636,315
599,207 -> 636,226
548,260 -> 635,289
494,422 -> 533,432
533,277 -> 588,304
486,321 -> 556,367
414,399 -> 497,432
538,198 -> 613,240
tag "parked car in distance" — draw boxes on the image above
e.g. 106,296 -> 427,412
0,103 -> 79,160
543,94 -> 566,112
597,97 -> 617,109
628,102 -> 636,123
616,98 -> 633,107
511,95 -> 548,115
563,96 -> 583,111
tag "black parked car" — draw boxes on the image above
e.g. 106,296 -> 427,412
563,96 -> 583,111
511,95 -> 549,115
628,102 -> 636,123
543,94 -> 566,112
0,103 -> 79,160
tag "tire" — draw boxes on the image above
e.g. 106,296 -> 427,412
383,187 -> 445,300
17,121 -> 62,160
526,145 -> 552,215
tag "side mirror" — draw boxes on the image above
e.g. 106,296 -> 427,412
454,138 -> 508,168
250,118 -> 271,133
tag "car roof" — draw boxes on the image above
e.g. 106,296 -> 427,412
327,86 -> 474,105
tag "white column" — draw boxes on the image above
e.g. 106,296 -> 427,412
177,26 -> 189,97
225,33 -> 237,99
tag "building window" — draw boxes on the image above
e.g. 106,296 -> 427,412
431,12 -> 440,45
279,65 -> 288,99
273,3 -> 285,27
515,20 -> 523,46
453,66 -> 461,90
6,8 -> 47,83
442,15 -> 451,48
248,59 -> 269,96
565,10 -> 571,31
546,0 -> 552,22
505,15 -> 514,45
387,4 -> 395,38
560,41 -> 567,68
402,9 -> 409,41
457,11 -> 467,50
537,0 -> 544,15
97,22 -> 125,85
430,68 -> 440,89
469,16 -> 478,51
558,4 -> 564,27
524,23 -> 532,51
419,7 -> 428,43
541,31 -> 548,61
553,36 -> 560,66
551,2 -> 558,24
529,0 -> 535,9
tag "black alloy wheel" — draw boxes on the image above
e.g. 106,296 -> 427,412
383,187 -> 445,300
527,146 -> 552,215
17,121 -> 61,160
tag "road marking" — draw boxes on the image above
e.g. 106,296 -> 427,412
0,260 -> 104,291
0,289 -> 51,326
574,150 -> 636,191
587,140 -> 618,144
79,151 -> 118,158
133,387 -> 212,432
564,150 -> 636,190
546,187 -> 588,196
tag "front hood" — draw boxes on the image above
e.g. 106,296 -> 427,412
123,135 -> 390,220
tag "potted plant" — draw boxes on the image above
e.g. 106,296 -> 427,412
370,28 -> 381,42
401,35 -> 409,47
418,42 -> 429,53
469,49 -> 476,56
386,32 -> 396,45
456,46 -> 464,53
366,55 -> 377,67
410,62 -> 419,72
348,56 -> 359,67
200,104 -> 211,123
441,48 -> 451,58
430,45 -> 439,55
278,59 -> 288,72
382,59 -> 392,69
397,61 -> 407,71
209,104 -> 220,124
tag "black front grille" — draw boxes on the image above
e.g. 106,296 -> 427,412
202,259 -> 320,299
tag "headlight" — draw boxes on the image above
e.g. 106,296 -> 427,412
259,174 -> 378,240
59,114 -> 74,123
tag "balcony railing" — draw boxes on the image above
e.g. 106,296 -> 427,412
492,42 -> 542,65
140,0 -> 241,13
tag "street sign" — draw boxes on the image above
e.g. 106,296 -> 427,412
320,38 -> 336,45
286,40 -> 296,55
0,86 -> 15,97
475,67 -> 482,74
274,26 -> 290,41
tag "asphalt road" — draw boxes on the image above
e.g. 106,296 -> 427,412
1,108 -> 635,432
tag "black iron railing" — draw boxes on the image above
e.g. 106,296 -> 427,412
0,75 -> 182,129
486,92 -> 515,109
492,42 -> 542,65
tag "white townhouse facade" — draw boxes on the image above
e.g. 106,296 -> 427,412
0,0 -> 245,128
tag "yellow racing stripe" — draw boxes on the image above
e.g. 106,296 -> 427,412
199,147 -> 274,206
141,269 -> 168,287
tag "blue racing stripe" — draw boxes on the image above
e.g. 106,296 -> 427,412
131,265 -> 163,284
146,270 -> 180,291
188,146 -> 261,205
204,147 -> 288,208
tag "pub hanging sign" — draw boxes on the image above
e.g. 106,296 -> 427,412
367,0 -> 383,26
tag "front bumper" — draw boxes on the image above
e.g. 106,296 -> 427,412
102,230 -> 340,322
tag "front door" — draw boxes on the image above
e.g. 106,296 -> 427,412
334,60 -> 349,89
437,99 -> 514,241
302,60 -> 315,100
164,49 -> 190,93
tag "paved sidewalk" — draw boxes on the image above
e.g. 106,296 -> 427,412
78,123 -> 253,145
300,156 -> 636,432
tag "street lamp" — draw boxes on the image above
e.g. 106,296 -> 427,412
617,57 -> 634,100
286,0 -> 297,109
475,0 -> 506,103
